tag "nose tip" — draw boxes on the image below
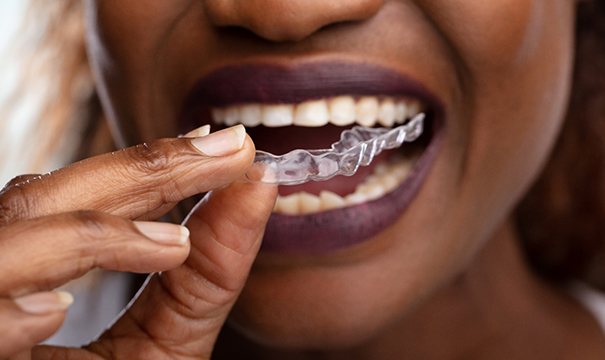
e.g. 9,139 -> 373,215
204,0 -> 384,42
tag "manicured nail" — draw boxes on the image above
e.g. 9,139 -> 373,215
190,124 -> 246,157
15,291 -> 74,315
183,124 -> 211,138
134,221 -> 189,245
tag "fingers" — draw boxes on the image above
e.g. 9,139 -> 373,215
0,125 -> 254,225
88,181 -> 277,358
0,291 -> 71,358
0,211 -> 190,296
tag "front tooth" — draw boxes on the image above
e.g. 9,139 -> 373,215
276,193 -> 300,215
406,100 -> 421,118
294,100 -> 329,127
345,193 -> 367,205
212,108 -> 226,125
319,191 -> 345,211
299,192 -> 321,214
363,174 -> 382,187
356,97 -> 379,127
380,174 -> 400,192
262,104 -> 294,127
392,161 -> 412,181
395,102 -> 407,124
328,96 -> 356,126
377,99 -> 396,127
356,183 -> 385,200
240,104 -> 262,127
224,106 -> 240,126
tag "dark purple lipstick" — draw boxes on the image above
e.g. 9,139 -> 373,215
180,60 -> 446,255
180,61 -> 442,129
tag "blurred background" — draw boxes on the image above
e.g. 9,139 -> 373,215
0,0 -> 34,185
1,4 -> 131,347
0,1 -> 24,55
0,1 -> 83,186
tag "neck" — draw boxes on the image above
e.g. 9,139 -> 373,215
219,218 -> 605,359
350,218 -> 604,360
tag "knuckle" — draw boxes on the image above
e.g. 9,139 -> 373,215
70,210 -> 115,241
117,139 -> 190,204
124,140 -> 179,177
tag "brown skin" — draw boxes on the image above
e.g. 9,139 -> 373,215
2,0 -> 604,359
0,135 -> 278,359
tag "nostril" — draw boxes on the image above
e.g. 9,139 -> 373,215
204,0 -> 384,43
241,16 -> 325,43
212,22 -> 349,45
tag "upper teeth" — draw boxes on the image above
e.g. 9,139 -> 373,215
211,96 -> 423,128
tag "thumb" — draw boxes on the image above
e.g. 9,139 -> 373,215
82,181 -> 277,359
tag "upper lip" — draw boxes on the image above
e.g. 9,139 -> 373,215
179,60 -> 445,130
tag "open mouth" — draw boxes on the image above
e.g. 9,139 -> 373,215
211,95 -> 429,210
181,61 -> 445,255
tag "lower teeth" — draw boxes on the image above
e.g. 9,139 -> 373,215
273,155 -> 416,215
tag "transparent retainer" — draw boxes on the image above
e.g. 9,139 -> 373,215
245,113 -> 425,185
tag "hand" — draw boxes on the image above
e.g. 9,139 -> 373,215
0,125 -> 277,359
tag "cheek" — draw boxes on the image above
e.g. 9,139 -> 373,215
417,1 -> 576,219
427,0 -> 547,70
465,2 -> 575,208
86,0 -> 192,68
84,0 -> 192,142
447,0 -> 576,257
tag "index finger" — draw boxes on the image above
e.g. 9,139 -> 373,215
0,125 -> 253,224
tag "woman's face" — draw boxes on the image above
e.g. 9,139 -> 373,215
84,0 -> 576,348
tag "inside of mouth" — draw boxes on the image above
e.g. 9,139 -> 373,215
237,118 -> 431,195
248,121 -> 430,193
200,97 -> 436,214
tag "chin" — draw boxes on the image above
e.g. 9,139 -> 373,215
227,262 -> 427,350
229,297 -> 390,350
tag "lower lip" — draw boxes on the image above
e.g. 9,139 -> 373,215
260,120 -> 444,255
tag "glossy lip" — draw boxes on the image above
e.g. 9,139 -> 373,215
180,60 -> 446,255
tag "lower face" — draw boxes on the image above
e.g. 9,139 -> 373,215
85,0 -> 576,349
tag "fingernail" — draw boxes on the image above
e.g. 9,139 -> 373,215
191,124 -> 246,157
15,291 -> 74,315
183,124 -> 211,138
134,221 -> 190,245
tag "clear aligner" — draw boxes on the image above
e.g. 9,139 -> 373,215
245,113 -> 425,185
